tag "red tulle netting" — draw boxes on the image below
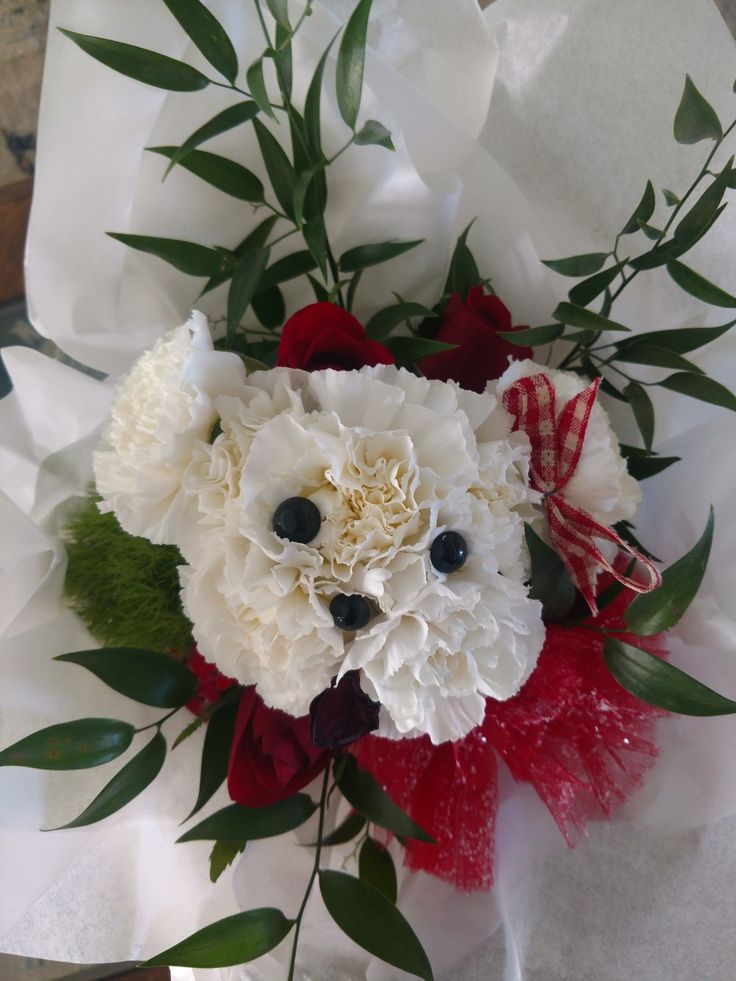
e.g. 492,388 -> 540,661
354,584 -> 668,891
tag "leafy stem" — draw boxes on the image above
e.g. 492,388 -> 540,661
135,705 -> 181,734
287,763 -> 332,981
609,114 -> 736,305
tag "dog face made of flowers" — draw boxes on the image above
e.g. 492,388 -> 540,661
94,313 -> 638,744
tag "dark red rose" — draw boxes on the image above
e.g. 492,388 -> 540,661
309,670 -> 380,750
185,647 -> 237,717
227,686 -> 330,807
419,287 -> 532,392
276,302 -> 394,371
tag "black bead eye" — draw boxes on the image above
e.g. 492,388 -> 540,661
272,496 -> 321,544
329,594 -> 373,631
430,530 -> 468,573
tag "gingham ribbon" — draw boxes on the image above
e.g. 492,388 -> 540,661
503,373 -> 661,614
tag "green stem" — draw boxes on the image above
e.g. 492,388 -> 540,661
135,705 -> 180,734
325,136 -> 356,167
609,115 -> 736,305
252,0 -> 273,48
287,764 -> 332,981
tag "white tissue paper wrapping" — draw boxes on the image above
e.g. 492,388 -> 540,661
1,0 -> 736,978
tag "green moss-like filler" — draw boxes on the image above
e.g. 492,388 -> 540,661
63,491 -> 194,654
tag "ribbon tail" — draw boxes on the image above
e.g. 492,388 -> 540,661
547,496 -> 662,615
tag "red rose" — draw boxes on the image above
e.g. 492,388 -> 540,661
276,302 -> 394,371
227,686 -> 330,807
419,287 -> 531,392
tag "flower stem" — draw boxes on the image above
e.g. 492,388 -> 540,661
287,763 -> 332,981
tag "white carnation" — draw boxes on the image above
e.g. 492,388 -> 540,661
179,364 -> 544,743
93,311 -> 247,546
494,359 -> 640,530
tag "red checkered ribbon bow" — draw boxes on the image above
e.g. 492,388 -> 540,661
503,373 -> 661,614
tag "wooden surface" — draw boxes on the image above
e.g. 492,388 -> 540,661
0,177 -> 32,303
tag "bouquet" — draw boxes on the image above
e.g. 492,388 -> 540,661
2,1 -> 736,978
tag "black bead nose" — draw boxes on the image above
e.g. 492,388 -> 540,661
430,530 -> 468,573
272,496 -> 321,544
329,594 -> 373,631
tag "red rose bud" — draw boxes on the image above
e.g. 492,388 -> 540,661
227,686 -> 330,808
309,670 -> 381,750
276,302 -> 394,372
419,286 -> 532,392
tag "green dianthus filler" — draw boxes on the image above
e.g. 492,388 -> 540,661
63,490 -> 194,654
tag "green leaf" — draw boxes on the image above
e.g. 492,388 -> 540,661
621,180 -> 656,235
107,233 -> 227,277
272,23 -> 293,100
172,687 -> 240,749
293,164 -> 324,228
674,157 -> 733,245
630,203 -> 727,271
265,0 -> 291,30
162,0 -> 238,84
354,119 -> 394,150
55,648 -> 197,708
209,840 -> 246,883
160,102 -> 259,178
593,557 -> 637,614
259,250 -> 318,291
553,302 -> 630,334
304,34 -> 339,159
624,508 -> 713,635
667,259 -> 736,308
388,336 -> 456,367
319,870 -> 433,981
624,382 -> 655,451
252,286 -> 285,329
625,454 -> 681,480
335,754 -> 434,842
604,637 -> 736,715
227,247 -> 270,342
524,523 -> 576,620
303,216 -> 329,279
673,74 -> 723,144
663,188 -> 680,207
567,259 -> 627,307
60,29 -> 210,91
178,795 -> 317,842
336,0 -> 372,130
497,323 -> 564,346
246,58 -> 277,122
615,321 -> 736,355
542,252 -> 609,277
659,372 -> 736,411
142,909 -> 294,968
638,221 -> 664,241
359,838 -> 397,903
315,811 -> 366,847
308,273 -> 330,302
185,699 -> 239,821
49,731 -> 166,829
615,344 -> 704,374
614,519 -> 661,563
148,147 -> 263,202
365,302 -> 435,342
339,239 -> 423,273
0,719 -> 135,770
252,118 -> 296,217
443,222 -> 481,300
200,215 -> 279,296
